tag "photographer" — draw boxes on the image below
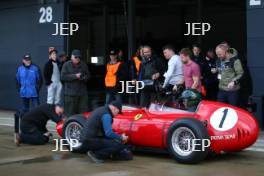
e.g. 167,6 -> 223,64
61,49 -> 91,116
138,46 -> 166,107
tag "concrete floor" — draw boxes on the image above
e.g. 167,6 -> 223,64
0,110 -> 264,176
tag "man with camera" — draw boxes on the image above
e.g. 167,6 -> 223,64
138,45 -> 166,107
61,49 -> 91,116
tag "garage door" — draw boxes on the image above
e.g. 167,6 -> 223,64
0,0 -> 66,109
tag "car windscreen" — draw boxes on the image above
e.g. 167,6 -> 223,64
148,103 -> 193,114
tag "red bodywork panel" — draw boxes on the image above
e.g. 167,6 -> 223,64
196,101 -> 259,153
57,100 -> 259,154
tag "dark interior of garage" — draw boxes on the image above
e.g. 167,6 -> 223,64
66,0 -> 248,108
68,0 -> 246,58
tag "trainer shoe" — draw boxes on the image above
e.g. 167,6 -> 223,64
87,151 -> 104,164
43,132 -> 53,137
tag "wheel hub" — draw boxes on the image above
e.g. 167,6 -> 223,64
65,122 -> 83,148
171,127 -> 196,156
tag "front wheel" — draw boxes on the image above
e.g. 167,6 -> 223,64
167,118 -> 210,164
62,115 -> 86,152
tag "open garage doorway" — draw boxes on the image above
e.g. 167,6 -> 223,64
67,0 -> 247,108
68,0 -> 246,57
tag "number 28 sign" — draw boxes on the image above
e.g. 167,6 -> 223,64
210,107 -> 238,131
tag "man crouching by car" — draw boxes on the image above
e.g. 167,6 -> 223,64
14,104 -> 64,146
80,101 -> 133,163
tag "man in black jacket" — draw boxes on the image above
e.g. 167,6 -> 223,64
44,48 -> 63,104
15,104 -> 64,145
203,49 -> 219,100
58,51 -> 68,71
61,49 -> 91,116
192,44 -> 206,78
138,46 -> 166,107
80,101 -> 132,163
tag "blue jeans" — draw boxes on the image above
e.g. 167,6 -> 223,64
21,97 -> 39,113
217,90 -> 238,106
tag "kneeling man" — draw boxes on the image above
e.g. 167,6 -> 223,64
80,101 -> 132,163
15,104 -> 64,145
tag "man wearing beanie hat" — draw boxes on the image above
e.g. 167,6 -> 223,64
44,47 -> 63,105
80,100 -> 132,163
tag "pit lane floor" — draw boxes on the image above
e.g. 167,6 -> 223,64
0,110 -> 264,176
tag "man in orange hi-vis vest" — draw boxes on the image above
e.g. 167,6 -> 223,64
105,50 -> 126,105
132,49 -> 142,77
128,47 -> 143,105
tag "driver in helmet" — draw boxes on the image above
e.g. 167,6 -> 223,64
179,89 -> 202,112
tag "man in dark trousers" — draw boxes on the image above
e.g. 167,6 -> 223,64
61,49 -> 91,116
16,54 -> 42,113
14,104 -> 64,146
203,49 -> 219,100
105,50 -> 127,105
215,45 -> 244,106
80,101 -> 132,163
58,51 -> 68,71
138,45 -> 166,107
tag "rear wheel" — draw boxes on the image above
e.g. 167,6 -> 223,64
62,115 -> 86,152
167,118 -> 210,164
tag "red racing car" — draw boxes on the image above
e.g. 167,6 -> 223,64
56,100 -> 259,164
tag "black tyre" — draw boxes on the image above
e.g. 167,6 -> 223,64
167,118 -> 210,164
62,114 -> 86,152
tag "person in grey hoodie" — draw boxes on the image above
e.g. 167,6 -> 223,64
44,48 -> 63,105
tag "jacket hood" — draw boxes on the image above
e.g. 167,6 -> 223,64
226,48 -> 238,59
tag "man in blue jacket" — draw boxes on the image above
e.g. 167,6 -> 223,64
16,54 -> 42,113
80,101 -> 132,163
